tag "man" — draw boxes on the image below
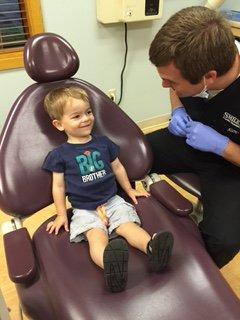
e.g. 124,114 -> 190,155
147,6 -> 240,268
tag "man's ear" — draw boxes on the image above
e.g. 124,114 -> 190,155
52,119 -> 64,131
205,70 -> 217,85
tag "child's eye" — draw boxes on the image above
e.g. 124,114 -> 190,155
73,115 -> 80,119
87,109 -> 93,115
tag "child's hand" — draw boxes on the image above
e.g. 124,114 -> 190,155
127,188 -> 150,204
46,215 -> 69,235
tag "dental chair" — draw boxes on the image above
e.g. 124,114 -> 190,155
167,173 -> 201,200
166,173 -> 203,222
1,33 -> 240,320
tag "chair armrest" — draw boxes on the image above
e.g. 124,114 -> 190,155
150,180 -> 193,216
3,227 -> 37,283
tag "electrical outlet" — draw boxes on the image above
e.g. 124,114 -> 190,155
107,88 -> 116,102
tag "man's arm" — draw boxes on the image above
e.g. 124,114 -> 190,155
168,89 -> 190,137
170,88 -> 183,110
222,140 -> 240,166
46,172 -> 69,234
171,88 -> 240,166
185,121 -> 240,166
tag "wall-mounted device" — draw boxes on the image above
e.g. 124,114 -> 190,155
96,0 -> 163,24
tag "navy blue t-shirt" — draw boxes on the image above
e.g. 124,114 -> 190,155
42,135 -> 119,210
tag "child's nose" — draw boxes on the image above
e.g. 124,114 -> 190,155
81,114 -> 90,121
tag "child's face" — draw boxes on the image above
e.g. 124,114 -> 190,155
53,97 -> 94,143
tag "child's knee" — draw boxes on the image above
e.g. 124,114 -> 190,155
85,228 -> 108,242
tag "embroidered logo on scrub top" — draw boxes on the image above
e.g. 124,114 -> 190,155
223,112 -> 240,129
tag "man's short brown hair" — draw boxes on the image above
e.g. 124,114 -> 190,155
44,86 -> 89,120
149,6 -> 237,84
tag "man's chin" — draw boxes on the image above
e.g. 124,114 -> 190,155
177,91 -> 193,98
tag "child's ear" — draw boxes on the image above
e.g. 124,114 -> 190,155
52,119 -> 64,131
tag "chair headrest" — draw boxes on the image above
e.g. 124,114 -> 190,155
24,32 -> 79,83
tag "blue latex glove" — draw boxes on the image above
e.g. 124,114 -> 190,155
168,106 -> 190,137
186,121 -> 229,155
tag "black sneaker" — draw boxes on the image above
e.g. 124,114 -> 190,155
147,231 -> 174,272
103,238 -> 129,293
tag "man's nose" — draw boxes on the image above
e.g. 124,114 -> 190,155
162,80 -> 171,88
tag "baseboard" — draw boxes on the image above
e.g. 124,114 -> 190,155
137,114 -> 169,134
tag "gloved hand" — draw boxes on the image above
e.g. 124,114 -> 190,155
168,106 -> 190,137
186,121 -> 229,155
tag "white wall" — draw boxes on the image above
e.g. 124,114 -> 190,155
221,1 -> 240,11
0,0 -> 217,130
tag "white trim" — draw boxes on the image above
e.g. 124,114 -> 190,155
137,113 -> 170,134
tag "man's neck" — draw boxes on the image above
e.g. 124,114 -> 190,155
208,53 -> 240,90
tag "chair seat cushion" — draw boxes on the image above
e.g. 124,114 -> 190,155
27,197 -> 240,320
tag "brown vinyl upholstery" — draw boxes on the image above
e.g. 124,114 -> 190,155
167,173 -> 201,199
1,33 -> 239,320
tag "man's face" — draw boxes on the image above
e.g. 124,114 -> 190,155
157,62 -> 204,97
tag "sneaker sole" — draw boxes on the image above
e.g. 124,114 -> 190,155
150,231 -> 174,272
103,238 -> 129,293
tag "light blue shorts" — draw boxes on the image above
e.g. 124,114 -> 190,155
70,195 -> 141,243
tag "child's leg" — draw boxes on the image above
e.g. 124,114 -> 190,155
147,231 -> 174,272
115,222 -> 174,272
85,228 -> 129,292
103,238 -> 129,293
115,222 -> 151,253
85,228 -> 108,268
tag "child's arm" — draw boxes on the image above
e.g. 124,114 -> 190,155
46,172 -> 69,235
111,158 -> 149,204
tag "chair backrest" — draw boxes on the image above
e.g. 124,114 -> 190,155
0,33 -> 153,218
